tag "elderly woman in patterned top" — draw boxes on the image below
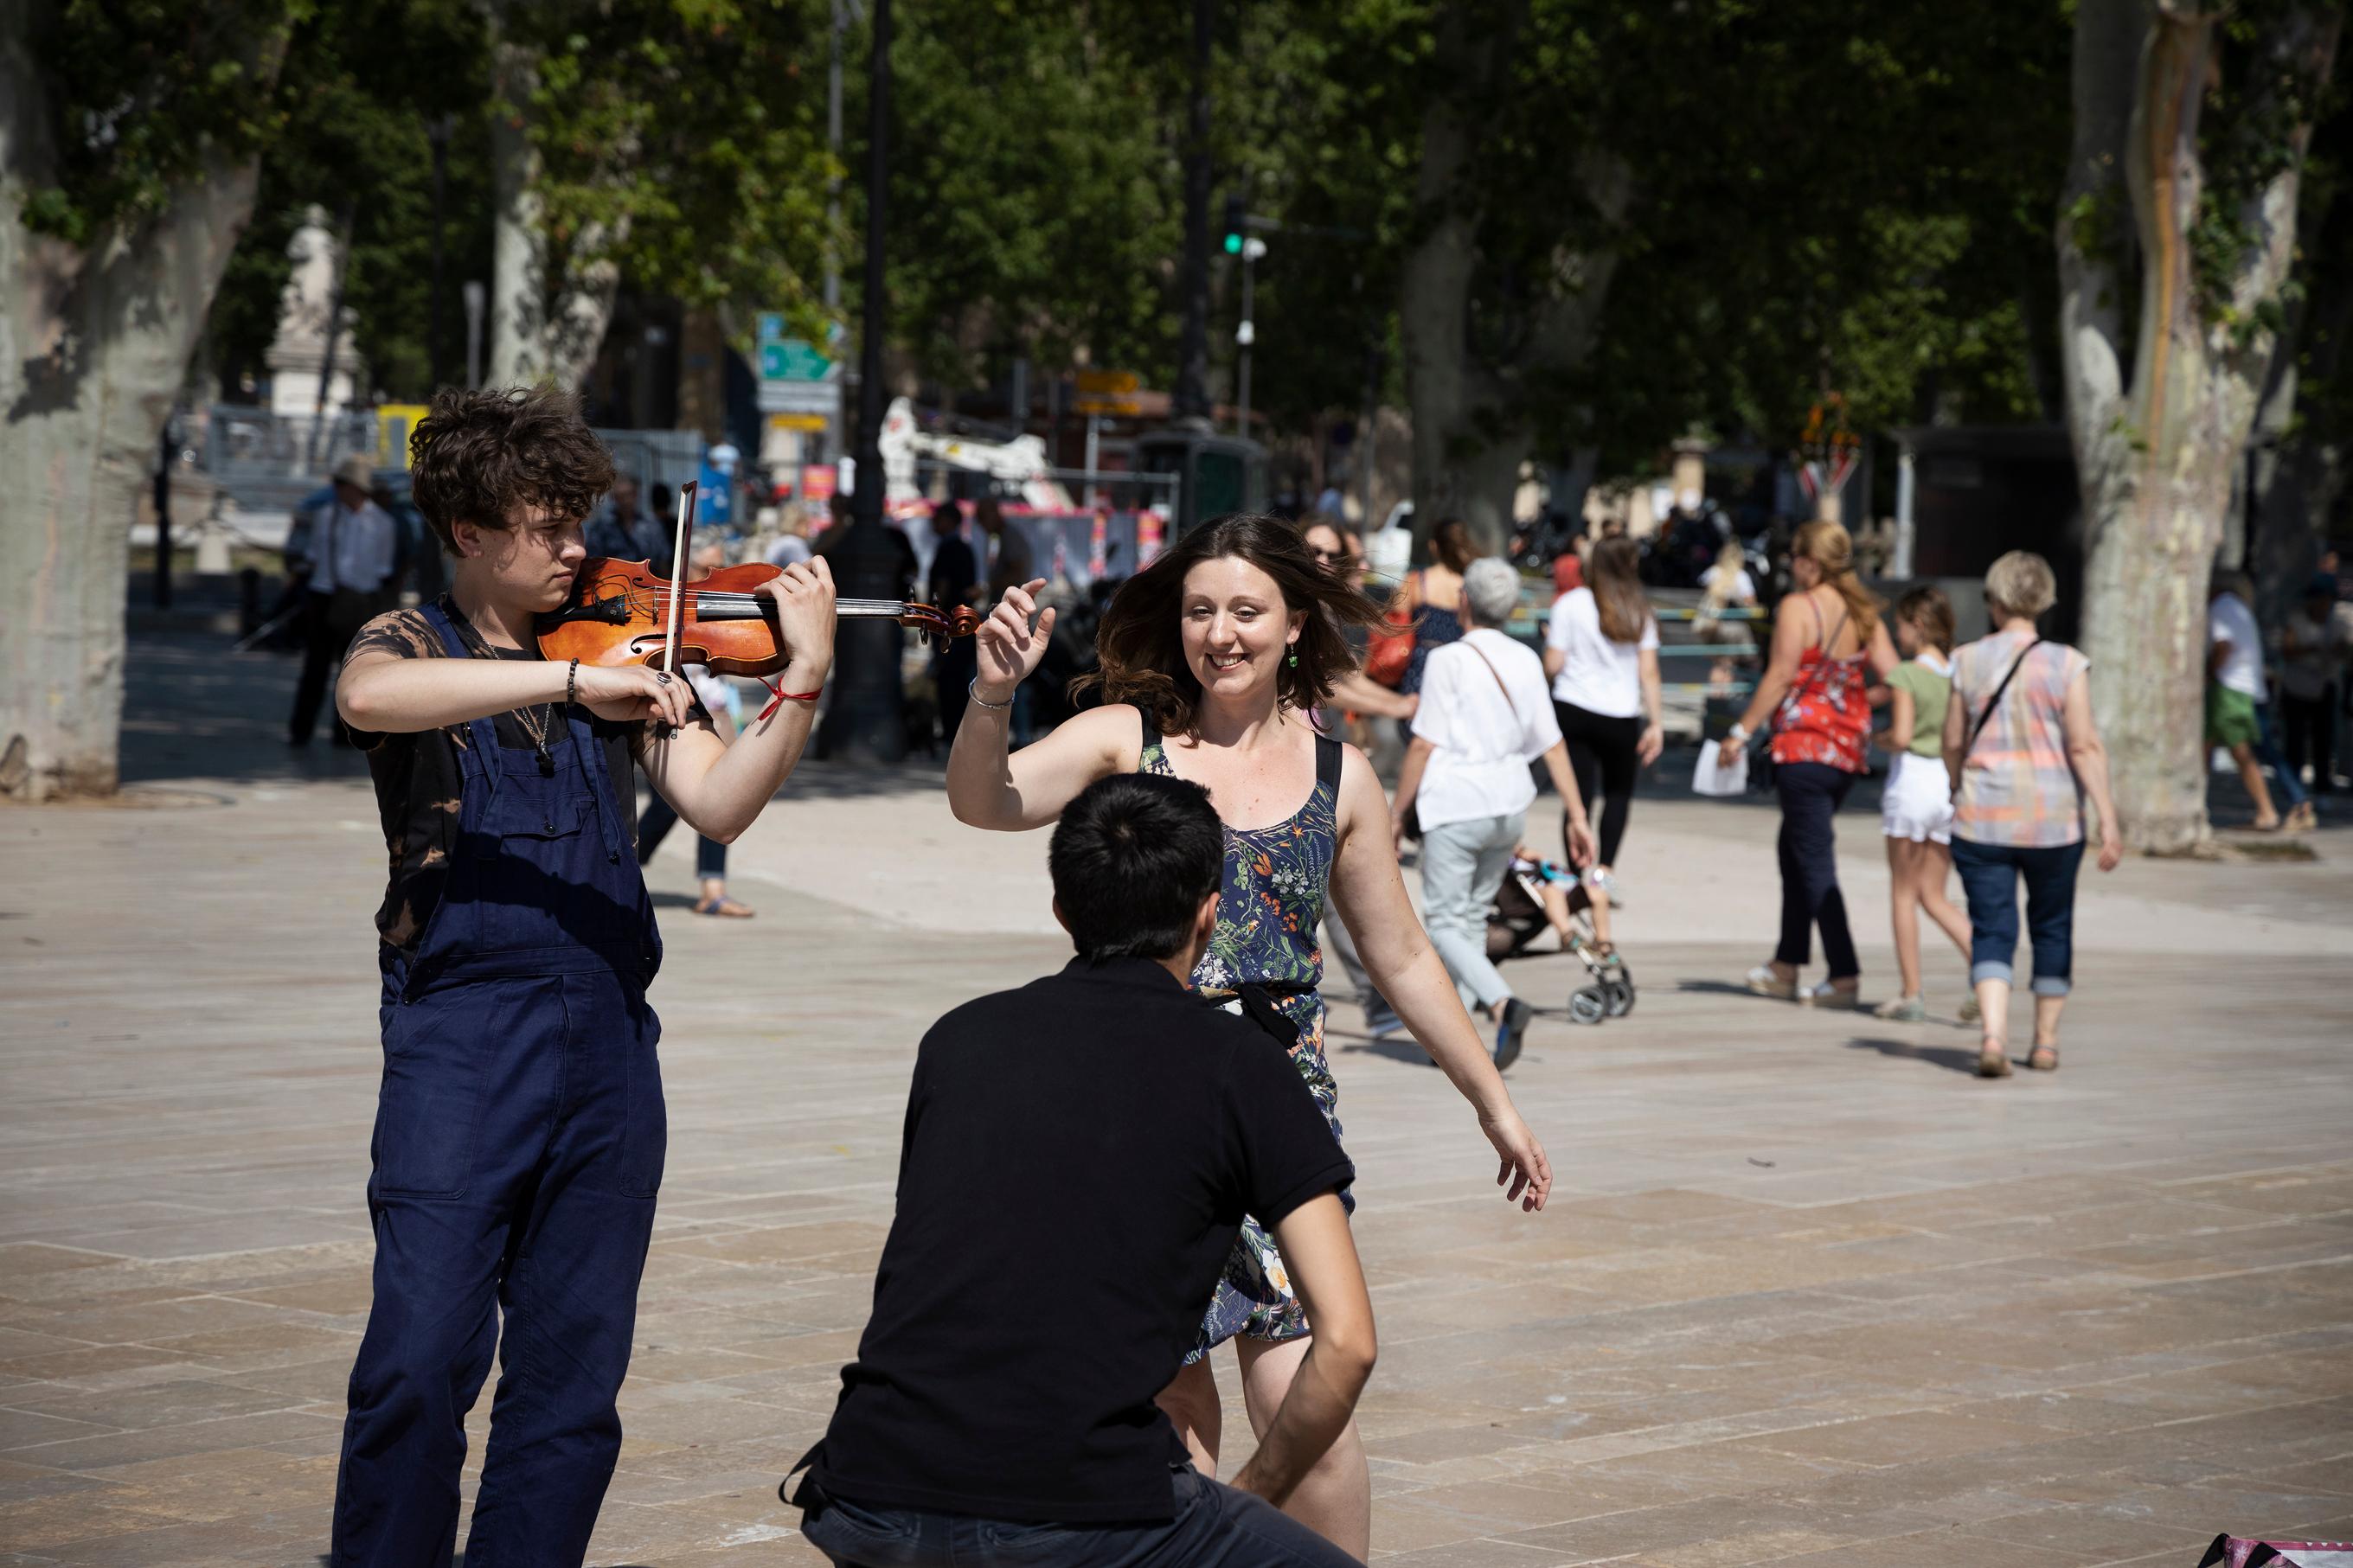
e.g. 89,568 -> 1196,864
943,513 -> 1554,1562
1942,550 -> 2123,1078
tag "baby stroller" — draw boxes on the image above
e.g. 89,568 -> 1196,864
1486,857 -> 1635,1026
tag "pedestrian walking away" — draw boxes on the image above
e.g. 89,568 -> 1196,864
324,386 -> 837,1568
2280,573 -> 2350,798
1870,586 -> 1973,1022
1542,534 -> 1663,950
941,512 -> 1552,1559
1715,520 -> 1897,1008
792,774 -> 1370,1568
2208,570 -> 2312,832
1396,557 -> 1597,1066
287,452 -> 401,747
1943,551 -> 2123,1078
1388,516 -> 1478,719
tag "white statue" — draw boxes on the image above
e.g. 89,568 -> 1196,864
266,205 -> 366,419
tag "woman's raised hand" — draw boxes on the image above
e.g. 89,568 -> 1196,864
974,577 -> 1056,703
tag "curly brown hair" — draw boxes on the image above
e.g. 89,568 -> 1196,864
1079,512 -> 1385,738
407,386 -> 616,552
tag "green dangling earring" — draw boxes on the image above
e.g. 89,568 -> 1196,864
1285,643 -> 1299,669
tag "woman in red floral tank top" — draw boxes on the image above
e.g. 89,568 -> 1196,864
1719,522 -> 1897,1006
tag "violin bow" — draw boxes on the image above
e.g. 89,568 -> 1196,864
657,480 -> 697,738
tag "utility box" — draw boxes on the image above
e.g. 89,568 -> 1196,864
1136,421 -> 1268,538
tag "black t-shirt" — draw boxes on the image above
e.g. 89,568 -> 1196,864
812,957 -> 1354,1524
928,534 -> 978,607
344,598 -> 650,953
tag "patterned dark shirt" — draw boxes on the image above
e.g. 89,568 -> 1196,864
343,597 -> 650,954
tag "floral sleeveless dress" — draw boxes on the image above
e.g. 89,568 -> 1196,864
1139,716 -> 1349,1362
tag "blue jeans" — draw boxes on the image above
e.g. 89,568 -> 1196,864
799,1467 -> 1358,1567
1950,837 -> 2084,997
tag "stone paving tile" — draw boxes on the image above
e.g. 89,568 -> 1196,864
4,648 -> 2352,1562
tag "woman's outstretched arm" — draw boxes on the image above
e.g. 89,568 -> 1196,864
1325,746 -> 1552,1212
944,578 -> 1136,830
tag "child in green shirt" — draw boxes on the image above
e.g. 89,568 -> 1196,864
1872,587 -> 1973,1021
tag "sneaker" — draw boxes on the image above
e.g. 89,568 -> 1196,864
1493,996 -> 1533,1071
1874,995 -> 1927,1022
1959,995 -> 1981,1024
1363,1001 -> 1404,1040
1799,982 -> 1861,1010
1744,965 -> 1797,1000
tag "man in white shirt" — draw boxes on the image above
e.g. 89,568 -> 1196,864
289,454 -> 401,746
1390,559 -> 1597,1068
2207,573 -> 2310,831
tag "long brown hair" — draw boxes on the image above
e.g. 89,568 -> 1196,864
1587,536 -> 1651,643
1791,519 -> 1880,639
1080,513 -> 1384,737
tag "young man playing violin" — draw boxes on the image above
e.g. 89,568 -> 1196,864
327,386 -> 836,1567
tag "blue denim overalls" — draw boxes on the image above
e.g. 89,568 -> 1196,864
334,601 -> 666,1567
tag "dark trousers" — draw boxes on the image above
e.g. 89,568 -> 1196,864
289,589 -> 373,745
1773,761 -> 1859,979
1555,700 -> 1640,865
334,971 -> 664,1566
800,1467 -> 1359,1567
936,638 -> 978,746
2254,700 -> 2311,810
1950,836 -> 2084,997
638,793 -> 725,880
2283,688 -> 2337,794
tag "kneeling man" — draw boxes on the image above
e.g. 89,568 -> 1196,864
792,772 -> 1375,1565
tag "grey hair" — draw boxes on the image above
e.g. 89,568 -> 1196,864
1462,558 -> 1522,627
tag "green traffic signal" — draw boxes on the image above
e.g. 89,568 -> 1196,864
1223,233 -> 1242,254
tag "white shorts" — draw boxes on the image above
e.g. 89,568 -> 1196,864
1881,752 -> 1953,844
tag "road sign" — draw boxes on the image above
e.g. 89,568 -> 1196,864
760,338 -> 834,382
1073,368 -> 1140,418
766,412 -> 828,432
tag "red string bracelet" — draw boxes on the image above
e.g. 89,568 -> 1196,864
757,680 -> 824,720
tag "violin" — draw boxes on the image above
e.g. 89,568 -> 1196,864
536,557 -> 980,677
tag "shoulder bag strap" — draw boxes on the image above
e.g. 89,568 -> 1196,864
1964,638 -> 2044,755
1459,637 -> 1520,723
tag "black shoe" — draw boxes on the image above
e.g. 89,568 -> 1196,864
1493,997 -> 1532,1071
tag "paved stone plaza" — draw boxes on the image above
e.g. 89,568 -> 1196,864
3,634 -> 2351,1565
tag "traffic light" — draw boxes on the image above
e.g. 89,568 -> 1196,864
1221,192 -> 1246,256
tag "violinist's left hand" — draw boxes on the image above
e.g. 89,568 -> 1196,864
756,557 -> 837,682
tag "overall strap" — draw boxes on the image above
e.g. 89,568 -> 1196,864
569,706 -> 630,866
417,600 -> 504,797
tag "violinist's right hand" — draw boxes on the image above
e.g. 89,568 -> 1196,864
973,577 -> 1055,706
577,663 -> 697,731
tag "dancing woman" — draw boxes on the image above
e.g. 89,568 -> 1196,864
944,514 -> 1553,1560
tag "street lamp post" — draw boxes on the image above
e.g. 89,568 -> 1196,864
426,113 -> 453,390
1235,234 -> 1264,437
1173,0 -> 1212,422
817,0 -> 906,763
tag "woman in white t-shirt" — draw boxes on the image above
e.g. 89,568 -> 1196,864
1393,560 -> 1597,1068
1542,537 -> 1662,946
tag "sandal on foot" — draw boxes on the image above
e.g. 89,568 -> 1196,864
2027,1044 -> 2059,1072
1800,982 -> 1862,1011
694,896 -> 756,918
1874,995 -> 1927,1022
1977,1040 -> 2013,1078
1744,965 -> 1796,1000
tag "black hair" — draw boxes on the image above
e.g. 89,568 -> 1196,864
1048,773 -> 1224,962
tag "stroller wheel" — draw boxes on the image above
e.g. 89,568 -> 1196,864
1568,986 -> 1609,1026
1605,967 -> 1636,1018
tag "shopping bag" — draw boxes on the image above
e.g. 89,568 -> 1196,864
2199,1536 -> 2353,1567
1691,739 -> 1747,797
